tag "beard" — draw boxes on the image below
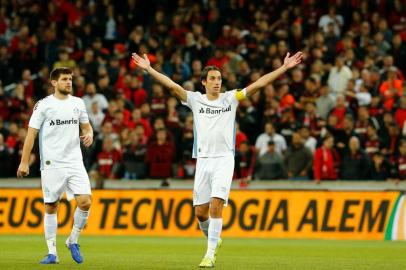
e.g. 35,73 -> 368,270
58,87 -> 71,95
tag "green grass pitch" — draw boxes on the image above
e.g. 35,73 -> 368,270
0,235 -> 406,269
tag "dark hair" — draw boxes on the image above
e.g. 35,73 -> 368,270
50,67 -> 73,81
200,66 -> 221,81
322,134 -> 333,143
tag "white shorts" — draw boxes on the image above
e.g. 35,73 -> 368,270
41,165 -> 91,203
193,155 -> 234,206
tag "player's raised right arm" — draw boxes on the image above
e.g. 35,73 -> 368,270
132,53 -> 187,102
17,127 -> 38,177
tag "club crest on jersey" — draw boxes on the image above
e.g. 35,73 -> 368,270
73,107 -> 79,115
49,118 -> 78,126
199,105 -> 231,114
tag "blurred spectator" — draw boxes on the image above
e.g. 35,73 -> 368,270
93,121 -> 120,158
0,133 -> 9,177
278,108 -> 298,144
313,135 -> 338,182
300,77 -> 319,107
339,136 -> 371,180
178,114 -> 195,178
355,84 -> 372,107
82,82 -> 109,114
370,152 -> 392,181
235,122 -> 248,150
234,141 -> 256,180
364,125 -> 382,158
328,94 -> 352,129
88,102 -> 105,134
146,128 -> 174,179
277,82 -> 295,110
369,95 -> 384,118
53,49 -> 76,69
318,6 -> 344,36
91,136 -> 122,179
301,101 -> 323,138
73,75 -> 86,97
8,84 -> 29,123
122,130 -> 147,180
290,68 -> 305,101
97,72 -> 115,100
150,84 -> 167,118
395,96 -> 406,130
6,122 -> 19,151
0,117 -> 8,138
284,132 -> 313,180
328,56 -> 352,96
130,76 -> 148,108
132,108 -> 152,138
166,96 -> 181,143
379,67 -> 403,110
316,85 -> 335,120
237,98 -> 260,145
255,122 -> 287,156
390,34 -> 406,73
396,140 -> 406,180
300,126 -> 317,153
354,106 -> 371,143
255,140 -> 285,180
386,123 -> 401,160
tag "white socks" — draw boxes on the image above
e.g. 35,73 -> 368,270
68,207 -> 90,244
198,219 -> 210,237
44,213 -> 57,255
205,218 -> 222,259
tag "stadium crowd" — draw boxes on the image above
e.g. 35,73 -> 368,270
0,0 -> 406,183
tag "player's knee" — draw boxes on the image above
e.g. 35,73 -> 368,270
195,211 -> 209,221
45,202 -> 58,214
209,199 -> 224,217
209,207 -> 222,218
78,198 -> 91,211
195,206 -> 209,221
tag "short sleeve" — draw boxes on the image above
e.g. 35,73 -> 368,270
79,99 -> 90,123
28,100 -> 45,129
181,91 -> 199,109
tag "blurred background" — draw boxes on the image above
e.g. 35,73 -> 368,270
0,0 -> 405,184
1,1 -> 406,269
0,0 -> 406,239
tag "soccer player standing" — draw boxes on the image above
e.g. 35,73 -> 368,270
132,51 -> 302,268
17,67 -> 93,264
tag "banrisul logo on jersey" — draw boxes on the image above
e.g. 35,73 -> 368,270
49,118 -> 78,126
199,105 -> 231,115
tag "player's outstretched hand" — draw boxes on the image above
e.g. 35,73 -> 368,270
17,163 -> 29,178
283,51 -> 303,69
132,53 -> 151,71
80,134 -> 93,147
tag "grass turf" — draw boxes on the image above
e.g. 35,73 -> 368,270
0,235 -> 405,270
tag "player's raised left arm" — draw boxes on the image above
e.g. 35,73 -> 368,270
245,52 -> 303,97
80,122 -> 93,147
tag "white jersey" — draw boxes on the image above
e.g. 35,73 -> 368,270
29,94 -> 89,170
182,90 -> 243,158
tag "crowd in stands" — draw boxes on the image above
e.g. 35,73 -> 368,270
0,0 -> 406,182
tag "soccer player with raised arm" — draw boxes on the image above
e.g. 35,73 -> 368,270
17,67 -> 93,264
132,51 -> 302,268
